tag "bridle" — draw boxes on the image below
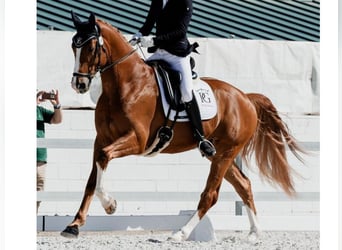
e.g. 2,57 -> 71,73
72,26 -> 137,86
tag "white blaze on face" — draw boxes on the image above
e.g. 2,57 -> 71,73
74,47 -> 82,73
71,48 -> 82,91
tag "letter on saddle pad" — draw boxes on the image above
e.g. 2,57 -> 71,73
151,62 -> 217,122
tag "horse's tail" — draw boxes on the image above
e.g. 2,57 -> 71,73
242,93 -> 305,195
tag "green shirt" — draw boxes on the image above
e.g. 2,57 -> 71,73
37,106 -> 54,162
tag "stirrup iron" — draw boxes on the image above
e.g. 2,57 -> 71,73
198,139 -> 216,157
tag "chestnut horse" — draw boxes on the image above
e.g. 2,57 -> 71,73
61,12 -> 304,241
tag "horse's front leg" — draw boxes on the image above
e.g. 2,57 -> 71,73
61,160 -> 100,238
61,144 -> 112,238
102,129 -> 146,159
96,129 -> 149,213
95,162 -> 117,214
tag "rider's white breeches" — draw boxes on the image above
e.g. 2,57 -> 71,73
147,49 -> 193,102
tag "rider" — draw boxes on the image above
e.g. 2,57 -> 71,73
131,0 -> 216,157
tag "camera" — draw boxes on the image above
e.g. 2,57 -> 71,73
42,92 -> 56,100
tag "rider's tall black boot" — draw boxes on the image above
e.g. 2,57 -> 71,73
184,97 -> 216,157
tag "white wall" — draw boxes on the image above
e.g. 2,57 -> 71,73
37,31 -> 319,113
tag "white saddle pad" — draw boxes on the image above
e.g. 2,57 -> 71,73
158,78 -> 217,122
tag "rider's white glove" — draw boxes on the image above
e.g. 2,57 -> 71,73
140,36 -> 154,48
130,32 -> 142,45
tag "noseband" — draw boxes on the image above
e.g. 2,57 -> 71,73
72,29 -> 136,85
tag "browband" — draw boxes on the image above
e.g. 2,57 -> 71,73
72,25 -> 101,48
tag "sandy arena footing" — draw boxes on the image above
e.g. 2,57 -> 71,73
37,230 -> 319,250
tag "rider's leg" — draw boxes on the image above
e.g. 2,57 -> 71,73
149,49 -> 216,156
165,53 -> 216,157
150,49 -> 193,102
184,96 -> 216,157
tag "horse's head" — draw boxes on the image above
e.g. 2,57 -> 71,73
70,11 -> 106,94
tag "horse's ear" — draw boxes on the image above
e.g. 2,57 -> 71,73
89,13 -> 96,27
71,10 -> 82,28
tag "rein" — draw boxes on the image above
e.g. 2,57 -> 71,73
99,48 -> 137,74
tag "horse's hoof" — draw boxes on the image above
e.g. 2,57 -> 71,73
167,230 -> 185,242
60,225 -> 79,238
105,198 -> 117,214
247,231 -> 260,243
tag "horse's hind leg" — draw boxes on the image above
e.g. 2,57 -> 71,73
224,161 -> 261,241
168,154 -> 235,241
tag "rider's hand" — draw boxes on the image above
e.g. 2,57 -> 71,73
130,32 -> 142,45
140,36 -> 154,48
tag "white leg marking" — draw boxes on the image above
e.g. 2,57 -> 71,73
169,211 -> 201,241
245,206 -> 261,242
95,162 -> 112,209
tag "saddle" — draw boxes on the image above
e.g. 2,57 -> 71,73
147,58 -> 198,111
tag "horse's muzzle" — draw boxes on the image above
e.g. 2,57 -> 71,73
72,72 -> 92,94
77,83 -> 87,93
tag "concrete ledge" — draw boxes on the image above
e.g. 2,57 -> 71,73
37,214 -> 319,232
37,210 -> 216,242
38,214 -> 191,232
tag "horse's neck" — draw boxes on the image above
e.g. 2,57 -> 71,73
102,54 -> 151,91
100,54 -> 156,114
102,25 -> 131,61
100,29 -> 132,93
100,24 -> 156,101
